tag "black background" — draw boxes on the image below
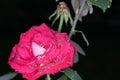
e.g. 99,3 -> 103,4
0,0 -> 120,80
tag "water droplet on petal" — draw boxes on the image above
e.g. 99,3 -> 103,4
40,64 -> 44,67
109,0 -> 112,2
108,5 -> 110,8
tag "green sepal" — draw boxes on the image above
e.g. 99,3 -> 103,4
64,13 -> 69,26
49,11 -> 57,20
58,14 -> 64,32
51,13 -> 60,26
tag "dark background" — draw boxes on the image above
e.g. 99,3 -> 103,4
0,0 -> 120,80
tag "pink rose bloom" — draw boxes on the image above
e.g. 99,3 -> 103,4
8,23 -> 76,80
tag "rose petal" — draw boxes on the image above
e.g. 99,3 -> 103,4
32,42 -> 46,56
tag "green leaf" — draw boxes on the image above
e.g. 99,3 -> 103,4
62,68 -> 83,80
89,0 -> 112,12
71,40 -> 86,56
57,75 -> 68,80
0,72 -> 17,80
74,52 -> 79,63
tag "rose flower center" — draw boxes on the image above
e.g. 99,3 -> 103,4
32,42 -> 46,56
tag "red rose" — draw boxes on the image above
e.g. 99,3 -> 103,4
8,23 -> 76,80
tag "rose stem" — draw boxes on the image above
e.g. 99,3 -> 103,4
46,74 -> 51,80
69,0 -> 86,38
